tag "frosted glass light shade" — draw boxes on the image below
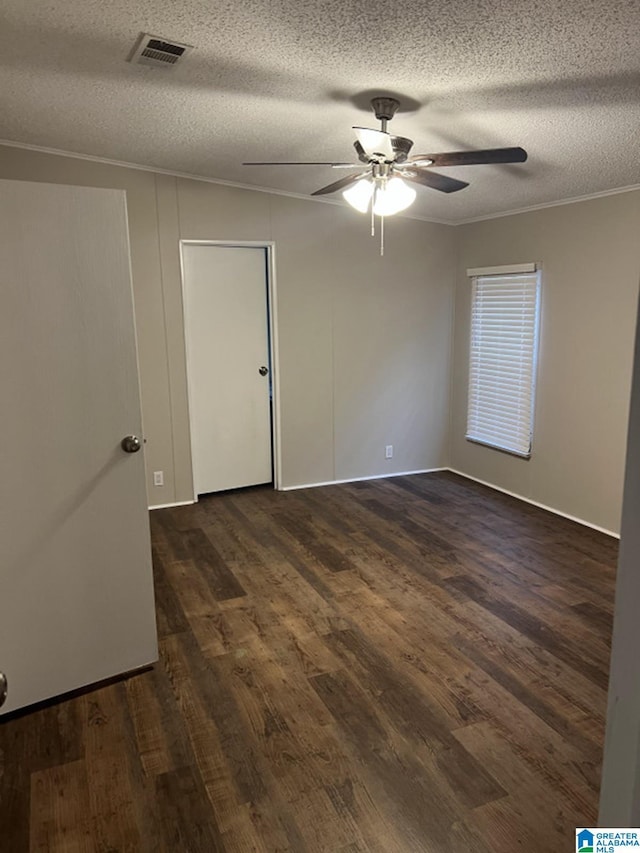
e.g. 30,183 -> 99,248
373,178 -> 416,216
342,179 -> 374,212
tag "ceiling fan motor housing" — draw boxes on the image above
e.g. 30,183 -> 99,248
390,135 -> 413,163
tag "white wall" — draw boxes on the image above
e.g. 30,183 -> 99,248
451,192 -> 640,533
0,146 -> 455,502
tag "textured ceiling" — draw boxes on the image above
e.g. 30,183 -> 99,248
1,0 -> 639,222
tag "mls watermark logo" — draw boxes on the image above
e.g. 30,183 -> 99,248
576,828 -> 640,852
577,830 -> 594,852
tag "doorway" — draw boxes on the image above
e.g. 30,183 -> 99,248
180,241 -> 280,498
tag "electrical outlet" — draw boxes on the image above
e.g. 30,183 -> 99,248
153,470 -> 164,487
385,445 -> 393,459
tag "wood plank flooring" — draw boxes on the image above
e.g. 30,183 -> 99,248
0,471 -> 617,851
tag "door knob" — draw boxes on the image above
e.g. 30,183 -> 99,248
121,435 -> 142,453
0,672 -> 7,708
258,366 -> 269,376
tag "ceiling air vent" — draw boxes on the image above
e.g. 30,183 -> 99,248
129,33 -> 192,68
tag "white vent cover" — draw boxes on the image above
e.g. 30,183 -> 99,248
129,33 -> 192,68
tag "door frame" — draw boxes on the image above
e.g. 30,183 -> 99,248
179,240 -> 282,500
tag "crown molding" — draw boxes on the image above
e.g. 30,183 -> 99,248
4,138 -> 637,227
457,182 -> 640,225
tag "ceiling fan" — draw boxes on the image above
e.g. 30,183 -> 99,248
243,96 -> 527,253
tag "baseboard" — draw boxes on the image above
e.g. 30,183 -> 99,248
279,468 -> 448,492
447,468 -> 620,539
148,499 -> 196,511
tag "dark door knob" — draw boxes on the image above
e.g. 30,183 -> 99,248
121,435 -> 142,453
258,366 -> 269,376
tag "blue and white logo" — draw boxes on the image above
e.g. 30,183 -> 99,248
577,830 -> 594,852
576,828 -> 640,852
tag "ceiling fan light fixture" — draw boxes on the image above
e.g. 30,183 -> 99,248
342,178 -> 374,212
343,176 -> 416,216
373,177 -> 416,216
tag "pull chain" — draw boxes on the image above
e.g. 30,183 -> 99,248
371,187 -> 376,236
380,214 -> 384,256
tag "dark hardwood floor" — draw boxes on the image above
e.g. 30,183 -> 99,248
0,471 -> 617,851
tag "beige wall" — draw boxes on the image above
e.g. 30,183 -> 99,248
451,192 -> 640,533
3,143 -> 638,530
0,146 -> 455,502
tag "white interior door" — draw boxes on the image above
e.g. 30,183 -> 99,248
0,179 -> 158,716
182,244 -> 272,495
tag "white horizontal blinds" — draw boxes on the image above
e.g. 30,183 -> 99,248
466,271 -> 540,457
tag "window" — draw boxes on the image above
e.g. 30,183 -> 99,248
466,264 -> 541,458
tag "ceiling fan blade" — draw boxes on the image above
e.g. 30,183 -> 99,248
311,173 -> 368,196
400,170 -> 469,194
352,127 -> 395,160
409,147 -> 528,167
243,161 -> 356,166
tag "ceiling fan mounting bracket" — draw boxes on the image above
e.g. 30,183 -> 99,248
370,97 -> 401,123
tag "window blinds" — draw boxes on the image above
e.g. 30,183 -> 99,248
466,271 -> 541,458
